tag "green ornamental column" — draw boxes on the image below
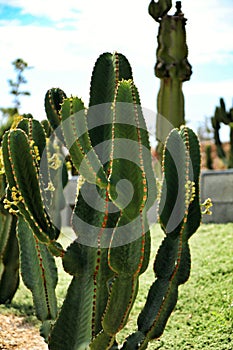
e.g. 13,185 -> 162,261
149,0 -> 192,157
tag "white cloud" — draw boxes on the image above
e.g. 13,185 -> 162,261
185,79 -> 233,98
0,24 -> 88,70
1,0 -> 233,69
0,0 -> 233,126
0,1 -> 155,67
184,0 -> 233,64
0,0 -> 82,21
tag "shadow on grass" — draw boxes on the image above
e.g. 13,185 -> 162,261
0,279 -> 40,325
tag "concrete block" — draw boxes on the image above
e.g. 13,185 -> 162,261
201,170 -> 233,223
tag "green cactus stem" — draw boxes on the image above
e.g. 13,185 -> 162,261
2,117 -> 66,251
0,177 -> 13,265
0,215 -> 19,304
45,88 -> 67,141
60,97 -> 109,189
2,129 -> 56,242
122,126 -> 201,349
48,52 -> 155,350
90,78 -> 154,347
0,145 -> 19,305
1,116 -> 62,319
17,216 -> 58,321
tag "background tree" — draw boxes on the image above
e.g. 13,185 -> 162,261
0,58 -> 32,140
8,58 -> 32,111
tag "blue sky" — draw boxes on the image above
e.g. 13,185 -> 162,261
0,0 -> 233,142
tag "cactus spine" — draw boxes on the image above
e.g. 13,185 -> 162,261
149,0 -> 192,157
2,50 -> 201,350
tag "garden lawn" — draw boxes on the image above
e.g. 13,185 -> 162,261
0,223 -> 232,349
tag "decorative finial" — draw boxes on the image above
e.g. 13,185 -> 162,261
175,1 -> 183,16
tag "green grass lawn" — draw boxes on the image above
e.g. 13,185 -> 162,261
1,223 -> 232,349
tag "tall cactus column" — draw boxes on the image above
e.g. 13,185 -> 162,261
149,0 -> 192,158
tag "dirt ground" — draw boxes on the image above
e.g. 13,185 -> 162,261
0,314 -> 47,350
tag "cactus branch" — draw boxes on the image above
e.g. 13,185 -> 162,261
122,126 -> 201,349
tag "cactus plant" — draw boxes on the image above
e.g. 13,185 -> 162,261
149,0 -> 192,158
0,104 -> 68,306
0,113 -> 40,304
211,97 -> 233,168
2,50 -> 202,349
